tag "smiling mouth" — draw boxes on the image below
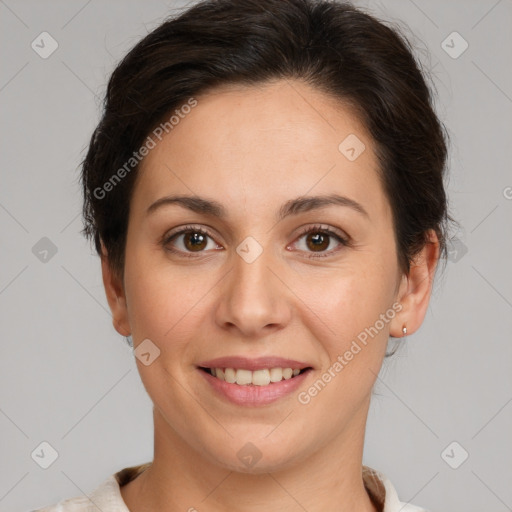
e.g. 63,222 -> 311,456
198,366 -> 312,386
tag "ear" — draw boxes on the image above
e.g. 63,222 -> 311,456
100,241 -> 131,336
390,229 -> 440,338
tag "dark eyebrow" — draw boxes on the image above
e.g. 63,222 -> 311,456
146,193 -> 369,221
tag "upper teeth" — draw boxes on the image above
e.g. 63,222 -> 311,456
210,367 -> 301,386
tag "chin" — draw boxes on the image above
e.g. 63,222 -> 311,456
202,439 -> 305,475
220,454 -> 300,475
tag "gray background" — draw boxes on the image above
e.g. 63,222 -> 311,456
0,0 -> 511,511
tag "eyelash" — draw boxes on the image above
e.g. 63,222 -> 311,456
162,224 -> 350,259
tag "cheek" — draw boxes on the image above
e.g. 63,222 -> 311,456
126,276 -> 197,347
295,271 -> 396,422
123,244 -> 217,358
123,242 -> 177,340
307,256 -> 398,364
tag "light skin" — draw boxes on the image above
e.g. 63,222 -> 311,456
101,79 -> 439,512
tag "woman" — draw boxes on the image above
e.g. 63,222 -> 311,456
36,0 -> 450,510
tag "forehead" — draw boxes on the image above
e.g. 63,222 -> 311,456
134,79 -> 388,222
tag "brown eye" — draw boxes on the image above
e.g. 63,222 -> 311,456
163,225 -> 220,257
292,225 -> 349,259
182,231 -> 208,252
305,232 -> 330,252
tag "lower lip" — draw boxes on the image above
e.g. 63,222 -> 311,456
198,368 -> 312,406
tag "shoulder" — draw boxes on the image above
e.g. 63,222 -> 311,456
363,465 -> 430,512
31,463 -> 151,511
31,474 -> 127,511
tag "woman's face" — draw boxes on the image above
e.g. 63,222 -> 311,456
104,79 -> 430,472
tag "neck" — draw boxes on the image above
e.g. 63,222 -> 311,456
121,403 -> 379,512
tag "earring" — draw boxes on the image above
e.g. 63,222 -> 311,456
402,326 -> 407,336
125,335 -> 133,347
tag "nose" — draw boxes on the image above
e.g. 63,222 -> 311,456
214,241 -> 292,339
